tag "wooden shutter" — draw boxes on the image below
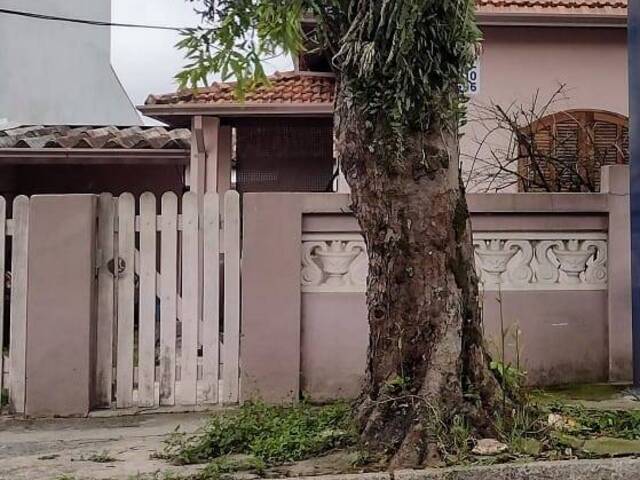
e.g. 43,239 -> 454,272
552,121 -> 581,191
518,128 -> 553,191
518,110 -> 628,192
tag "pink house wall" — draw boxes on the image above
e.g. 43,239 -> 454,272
474,26 -> 627,115
334,26 -> 629,194
461,26 -> 628,191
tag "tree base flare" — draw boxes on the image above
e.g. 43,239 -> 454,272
356,356 -> 506,469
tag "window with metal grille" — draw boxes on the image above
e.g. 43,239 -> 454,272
518,110 -> 628,192
235,118 -> 335,193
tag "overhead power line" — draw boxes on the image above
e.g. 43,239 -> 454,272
0,7 -> 191,31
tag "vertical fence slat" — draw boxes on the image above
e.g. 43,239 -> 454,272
96,193 -> 115,407
222,190 -> 240,404
179,192 -> 198,405
202,192 -> 220,404
159,192 -> 178,406
116,193 -> 135,408
8,196 -> 28,414
138,193 -> 157,407
0,197 -> 5,399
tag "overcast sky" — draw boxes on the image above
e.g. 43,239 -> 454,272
111,0 -> 292,107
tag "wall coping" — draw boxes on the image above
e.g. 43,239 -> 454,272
241,192 -> 612,215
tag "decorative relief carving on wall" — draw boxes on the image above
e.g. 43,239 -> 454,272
301,234 -> 367,292
473,233 -> 607,291
301,232 -> 608,292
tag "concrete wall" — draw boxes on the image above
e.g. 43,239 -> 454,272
301,293 -> 367,401
241,166 -> 631,402
483,291 -> 608,385
5,167 -> 631,415
0,0 -> 141,125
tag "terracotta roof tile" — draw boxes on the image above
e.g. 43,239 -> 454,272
0,125 -> 191,150
476,0 -> 626,14
145,71 -> 336,107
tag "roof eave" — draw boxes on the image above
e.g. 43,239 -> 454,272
476,10 -> 627,27
0,148 -> 190,165
138,102 -> 335,121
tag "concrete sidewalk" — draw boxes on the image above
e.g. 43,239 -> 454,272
0,412 -> 210,479
3,411 -> 640,480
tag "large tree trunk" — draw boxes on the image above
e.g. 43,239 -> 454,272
334,87 -> 504,468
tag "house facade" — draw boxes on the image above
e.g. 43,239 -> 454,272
0,0 -> 141,126
0,125 -> 189,200
134,0 -> 632,403
141,0 -> 629,196
0,1 -> 633,417
467,1 -> 628,192
0,1 -> 197,197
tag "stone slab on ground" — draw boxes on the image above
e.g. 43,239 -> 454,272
536,383 -> 640,411
0,412 -> 211,480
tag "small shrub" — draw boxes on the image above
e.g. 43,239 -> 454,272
83,450 -> 118,463
160,401 -> 356,466
549,404 -> 640,440
489,360 -> 526,396
441,414 -> 473,463
382,375 -> 411,395
193,456 -> 266,480
494,404 -> 546,451
350,449 -> 375,467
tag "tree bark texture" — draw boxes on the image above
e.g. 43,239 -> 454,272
334,86 -> 503,468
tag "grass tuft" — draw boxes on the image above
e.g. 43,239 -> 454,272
159,401 -> 356,466
548,404 -> 640,440
82,450 -> 118,463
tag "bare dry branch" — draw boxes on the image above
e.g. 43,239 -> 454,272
464,84 -> 628,192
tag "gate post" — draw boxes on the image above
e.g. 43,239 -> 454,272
602,165 -> 633,381
241,193 -> 302,403
24,195 -> 97,417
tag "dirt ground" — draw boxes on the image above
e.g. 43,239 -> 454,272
0,411 -> 212,480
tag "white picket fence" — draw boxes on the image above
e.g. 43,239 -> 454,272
95,191 -> 241,409
0,196 -> 29,414
0,191 -> 240,415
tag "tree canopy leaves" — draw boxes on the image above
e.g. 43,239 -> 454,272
177,0 -> 480,138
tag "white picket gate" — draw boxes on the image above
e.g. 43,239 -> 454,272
95,190 -> 241,410
0,196 -> 29,414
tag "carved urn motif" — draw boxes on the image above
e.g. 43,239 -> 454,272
474,240 -> 519,283
314,241 -> 362,287
552,240 -> 595,284
302,234 -> 606,292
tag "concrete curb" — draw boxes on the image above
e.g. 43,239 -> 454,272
293,475 -> 391,480
393,457 -> 640,480
288,458 -> 640,480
